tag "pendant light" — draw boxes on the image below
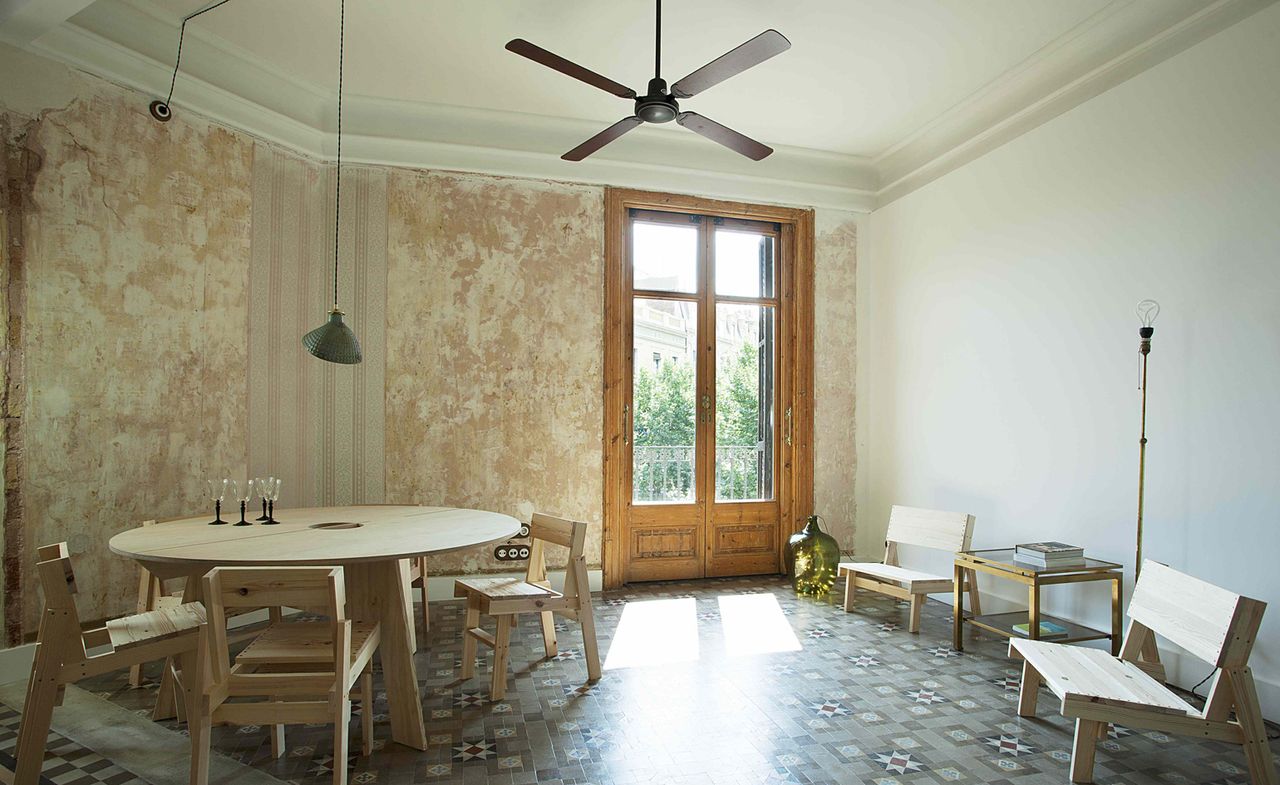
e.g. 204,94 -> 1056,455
303,0 -> 363,365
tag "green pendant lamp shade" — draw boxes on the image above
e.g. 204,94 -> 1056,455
303,0 -> 362,365
303,308 -> 362,364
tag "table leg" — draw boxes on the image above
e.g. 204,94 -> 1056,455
344,561 -> 427,750
1111,575 -> 1123,656
953,563 -> 964,651
1028,582 -> 1041,640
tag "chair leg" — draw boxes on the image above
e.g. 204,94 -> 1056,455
269,701 -> 286,759
908,594 -> 924,633
460,599 -> 480,680
1228,667 -> 1279,785
490,617 -> 512,701
539,611 -> 558,659
1071,719 -> 1101,784
332,697 -> 351,785
152,657 -> 180,721
177,647 -> 210,785
842,572 -> 856,612
14,644 -> 60,785
965,569 -> 983,616
417,558 -> 429,636
360,668 -> 374,757
1017,660 -> 1042,717
579,596 -> 602,684
127,661 -> 145,688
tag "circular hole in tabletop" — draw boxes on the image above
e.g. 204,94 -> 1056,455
310,522 -> 363,530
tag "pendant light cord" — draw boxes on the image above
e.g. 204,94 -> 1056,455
333,0 -> 345,309
163,0 -> 236,109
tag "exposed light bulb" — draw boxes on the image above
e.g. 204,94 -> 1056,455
1136,299 -> 1160,329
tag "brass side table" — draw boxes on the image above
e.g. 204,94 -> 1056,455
952,548 -> 1123,655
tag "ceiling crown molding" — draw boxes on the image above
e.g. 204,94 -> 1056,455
30,0 -> 879,212
10,0 -> 1277,212
873,0 -> 1277,207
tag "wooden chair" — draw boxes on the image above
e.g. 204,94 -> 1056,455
838,505 -> 979,632
1011,560 -> 1276,785
129,518 -> 282,721
191,566 -> 381,785
453,514 -> 599,701
15,543 -> 206,785
407,556 -> 429,637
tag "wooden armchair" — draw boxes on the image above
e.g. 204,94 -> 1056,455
191,566 -> 380,785
453,513 -> 600,701
1011,560 -> 1276,785
838,505 -> 979,632
15,543 -> 206,785
129,518 -> 282,721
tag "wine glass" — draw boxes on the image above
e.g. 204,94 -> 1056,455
232,480 -> 254,526
207,479 -> 228,525
255,476 -> 273,521
264,478 -> 283,524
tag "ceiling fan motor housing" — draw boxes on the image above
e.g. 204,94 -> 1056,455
636,77 -> 679,123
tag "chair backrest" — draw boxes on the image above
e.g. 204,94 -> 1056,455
1128,559 -> 1266,668
202,566 -> 347,689
884,505 -> 975,555
35,543 -> 87,661
525,513 -> 589,600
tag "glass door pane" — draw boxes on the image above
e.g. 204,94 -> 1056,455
633,220 -> 698,293
715,228 -> 775,298
632,298 -> 698,503
715,303 -> 775,501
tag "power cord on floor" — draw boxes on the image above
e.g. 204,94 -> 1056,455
1171,667 -> 1280,741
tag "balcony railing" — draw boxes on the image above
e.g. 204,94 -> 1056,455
632,444 -> 769,502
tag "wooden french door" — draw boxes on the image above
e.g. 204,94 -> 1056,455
602,190 -> 814,587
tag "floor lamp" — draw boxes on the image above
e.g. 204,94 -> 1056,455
1135,299 -> 1160,581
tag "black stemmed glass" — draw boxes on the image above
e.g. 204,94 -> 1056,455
207,479 -> 228,525
255,476 -> 272,521
232,480 -> 253,526
263,478 -> 282,524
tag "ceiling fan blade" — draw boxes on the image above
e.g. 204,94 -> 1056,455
676,112 -> 773,160
506,39 -> 637,99
562,117 -> 644,161
670,29 -> 790,99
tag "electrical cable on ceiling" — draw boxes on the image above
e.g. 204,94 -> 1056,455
150,0 -> 237,121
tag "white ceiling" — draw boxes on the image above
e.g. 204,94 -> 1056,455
4,0 -> 1270,209
137,0 -> 1110,158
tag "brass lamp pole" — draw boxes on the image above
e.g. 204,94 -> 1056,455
1134,299 -> 1160,580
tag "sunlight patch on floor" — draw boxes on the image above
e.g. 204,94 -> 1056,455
602,598 -> 699,670
718,593 -> 802,656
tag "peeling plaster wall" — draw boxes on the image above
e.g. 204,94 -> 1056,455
813,210 -> 859,553
0,42 -> 860,634
4,72 -> 253,633
384,169 -> 605,571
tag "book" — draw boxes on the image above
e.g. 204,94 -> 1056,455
1011,620 -> 1069,639
1016,541 -> 1083,557
1015,553 -> 1086,569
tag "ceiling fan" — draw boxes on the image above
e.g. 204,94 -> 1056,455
506,0 -> 790,162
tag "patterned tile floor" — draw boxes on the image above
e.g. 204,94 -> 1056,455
11,576 -> 1280,785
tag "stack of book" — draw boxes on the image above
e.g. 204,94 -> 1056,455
1014,541 -> 1085,568
1011,620 -> 1069,639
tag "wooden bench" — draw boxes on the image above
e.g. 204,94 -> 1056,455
1011,559 -> 1276,785
838,505 -> 978,633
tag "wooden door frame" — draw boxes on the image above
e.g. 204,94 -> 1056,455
601,188 -> 815,590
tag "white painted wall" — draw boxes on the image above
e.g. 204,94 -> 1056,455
860,4 -> 1280,717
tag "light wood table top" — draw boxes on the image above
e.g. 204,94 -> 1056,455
109,505 -> 520,566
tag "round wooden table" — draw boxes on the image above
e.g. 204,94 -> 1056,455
109,505 -> 520,750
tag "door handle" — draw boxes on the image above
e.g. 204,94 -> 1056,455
623,403 -> 630,445
785,406 -> 793,446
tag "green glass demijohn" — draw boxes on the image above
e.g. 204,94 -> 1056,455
787,514 -> 840,596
